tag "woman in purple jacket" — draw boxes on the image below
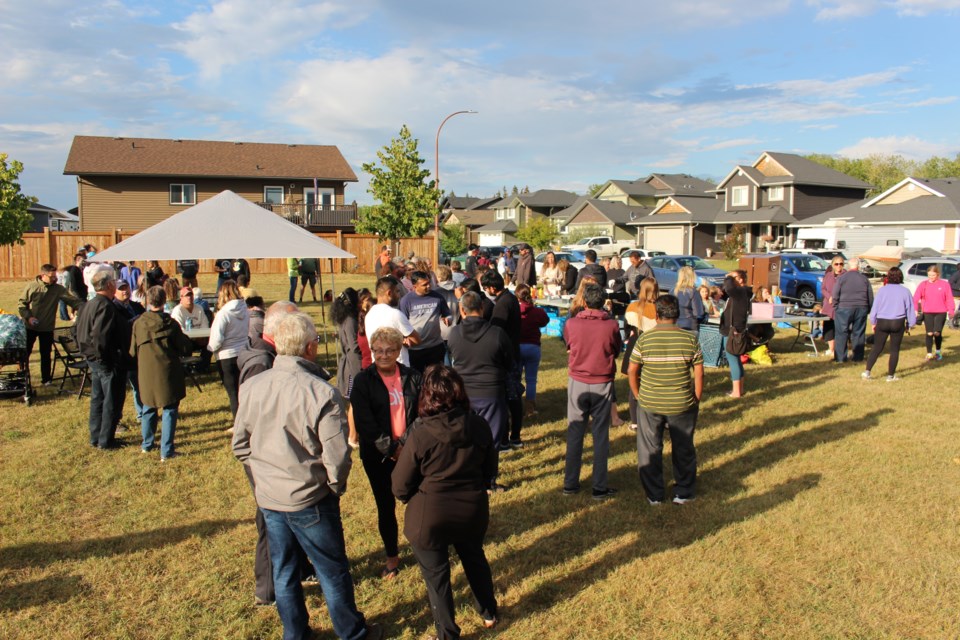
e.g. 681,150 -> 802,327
863,267 -> 916,381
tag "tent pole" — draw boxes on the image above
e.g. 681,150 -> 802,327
317,259 -> 330,362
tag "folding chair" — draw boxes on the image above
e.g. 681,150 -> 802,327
54,331 -> 89,399
180,356 -> 203,393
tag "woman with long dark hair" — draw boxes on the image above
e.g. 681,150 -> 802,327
332,287 -> 362,399
393,365 -> 498,639
863,267 -> 916,381
349,327 -> 423,580
719,274 -> 751,398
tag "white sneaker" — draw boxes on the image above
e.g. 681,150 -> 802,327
823,349 -> 834,358
925,353 -> 934,361
861,370 -> 871,380
885,375 -> 900,382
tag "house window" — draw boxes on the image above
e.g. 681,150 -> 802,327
768,186 -> 784,201
169,184 -> 196,205
731,186 -> 748,207
714,224 -> 727,242
496,209 -> 505,220
770,224 -> 786,241
264,186 -> 284,204
304,187 -> 334,207
507,208 -> 516,220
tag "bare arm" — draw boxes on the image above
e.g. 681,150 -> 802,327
693,363 -> 704,402
628,361 -> 641,400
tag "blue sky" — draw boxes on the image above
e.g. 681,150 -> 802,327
2,0 -> 960,211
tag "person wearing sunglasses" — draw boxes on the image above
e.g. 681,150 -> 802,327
821,257 -> 846,358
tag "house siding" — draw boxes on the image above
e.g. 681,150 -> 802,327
792,185 -> 867,222
692,225 -> 721,257
876,183 -> 934,206
77,176 -> 345,231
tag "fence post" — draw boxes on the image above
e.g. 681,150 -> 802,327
336,230 -> 344,274
112,228 -> 121,248
44,227 -> 55,266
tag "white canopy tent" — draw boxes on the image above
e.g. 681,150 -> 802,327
93,190 -> 354,360
93,190 -> 354,261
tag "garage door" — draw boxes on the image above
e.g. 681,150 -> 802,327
645,227 -> 684,254
904,227 -> 944,250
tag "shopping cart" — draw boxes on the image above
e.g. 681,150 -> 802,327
0,314 -> 33,406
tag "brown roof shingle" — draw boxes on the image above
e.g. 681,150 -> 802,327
63,135 -> 358,181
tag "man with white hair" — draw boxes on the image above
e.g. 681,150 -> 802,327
236,300 -> 317,607
233,312 -> 381,640
75,269 -> 125,449
832,257 -> 874,363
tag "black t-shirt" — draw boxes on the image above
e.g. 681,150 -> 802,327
177,259 -> 199,278
216,259 -> 234,279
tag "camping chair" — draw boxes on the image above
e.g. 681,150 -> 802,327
54,330 -> 89,399
180,356 -> 203,393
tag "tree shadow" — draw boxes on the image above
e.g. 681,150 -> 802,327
0,519 -> 246,571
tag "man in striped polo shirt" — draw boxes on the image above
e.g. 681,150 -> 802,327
627,294 -> 704,505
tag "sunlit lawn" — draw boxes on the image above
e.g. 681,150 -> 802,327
1,273 -> 958,639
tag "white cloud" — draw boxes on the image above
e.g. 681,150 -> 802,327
809,0 -> 960,19
171,0 -> 369,78
837,135 -> 958,159
701,138 -> 762,152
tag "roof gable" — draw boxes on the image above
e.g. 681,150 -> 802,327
63,135 -> 358,181
864,176 -> 949,208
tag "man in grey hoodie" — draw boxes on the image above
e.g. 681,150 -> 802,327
233,312 -> 381,640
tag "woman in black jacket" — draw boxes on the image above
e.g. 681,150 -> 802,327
392,365 -> 498,639
719,274 -> 751,397
332,288 -> 362,399
349,326 -> 423,580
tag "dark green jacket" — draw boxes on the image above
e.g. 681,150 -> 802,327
18,278 -> 82,332
131,310 -> 194,408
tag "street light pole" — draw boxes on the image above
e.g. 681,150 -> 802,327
434,109 -> 477,267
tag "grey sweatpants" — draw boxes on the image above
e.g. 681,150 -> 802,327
563,378 -> 613,492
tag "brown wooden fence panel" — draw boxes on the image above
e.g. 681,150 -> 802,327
1,229 -> 436,280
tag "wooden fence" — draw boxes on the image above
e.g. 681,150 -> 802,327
0,229 -> 436,280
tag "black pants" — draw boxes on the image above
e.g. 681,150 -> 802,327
411,540 -> 497,640
865,318 -> 906,376
409,343 -> 446,375
26,329 -> 54,383
923,312 -> 947,352
637,406 -> 698,502
218,357 -> 241,417
243,466 -> 313,601
359,445 -> 399,558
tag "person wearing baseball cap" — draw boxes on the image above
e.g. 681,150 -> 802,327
514,244 -> 536,288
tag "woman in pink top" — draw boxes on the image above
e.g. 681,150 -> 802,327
348,327 -> 423,579
913,265 -> 954,361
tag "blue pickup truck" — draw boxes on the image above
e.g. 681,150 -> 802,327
779,253 -> 830,308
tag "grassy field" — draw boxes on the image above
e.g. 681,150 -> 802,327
1,272 -> 958,639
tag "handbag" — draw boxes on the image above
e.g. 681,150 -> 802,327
725,328 -> 750,356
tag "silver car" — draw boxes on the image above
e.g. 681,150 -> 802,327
898,257 -> 960,294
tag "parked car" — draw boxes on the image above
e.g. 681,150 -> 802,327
648,255 -> 727,292
618,247 -> 667,259
781,249 -> 846,263
535,251 -> 586,277
897,257 -> 960,294
560,235 -> 634,257
778,253 -> 830,308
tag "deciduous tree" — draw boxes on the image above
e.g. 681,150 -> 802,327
440,223 -> 468,256
357,125 -> 440,242
0,153 -> 35,246
515,217 -> 557,251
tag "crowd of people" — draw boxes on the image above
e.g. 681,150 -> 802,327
10,244 -> 959,640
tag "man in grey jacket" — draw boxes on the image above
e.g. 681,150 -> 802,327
832,257 -> 874,363
233,312 -> 381,640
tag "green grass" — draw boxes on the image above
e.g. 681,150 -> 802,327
1,274 -> 959,639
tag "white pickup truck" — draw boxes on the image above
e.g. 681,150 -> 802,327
560,235 -> 634,258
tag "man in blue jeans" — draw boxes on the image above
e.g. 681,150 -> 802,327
233,312 -> 381,640
832,257 -> 874,363
74,269 -> 125,449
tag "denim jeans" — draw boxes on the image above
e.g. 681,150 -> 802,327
834,306 -> 868,362
721,336 -> 745,382
141,402 -> 179,458
88,361 -> 122,447
288,276 -> 298,303
518,343 -> 542,402
261,496 -> 367,640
